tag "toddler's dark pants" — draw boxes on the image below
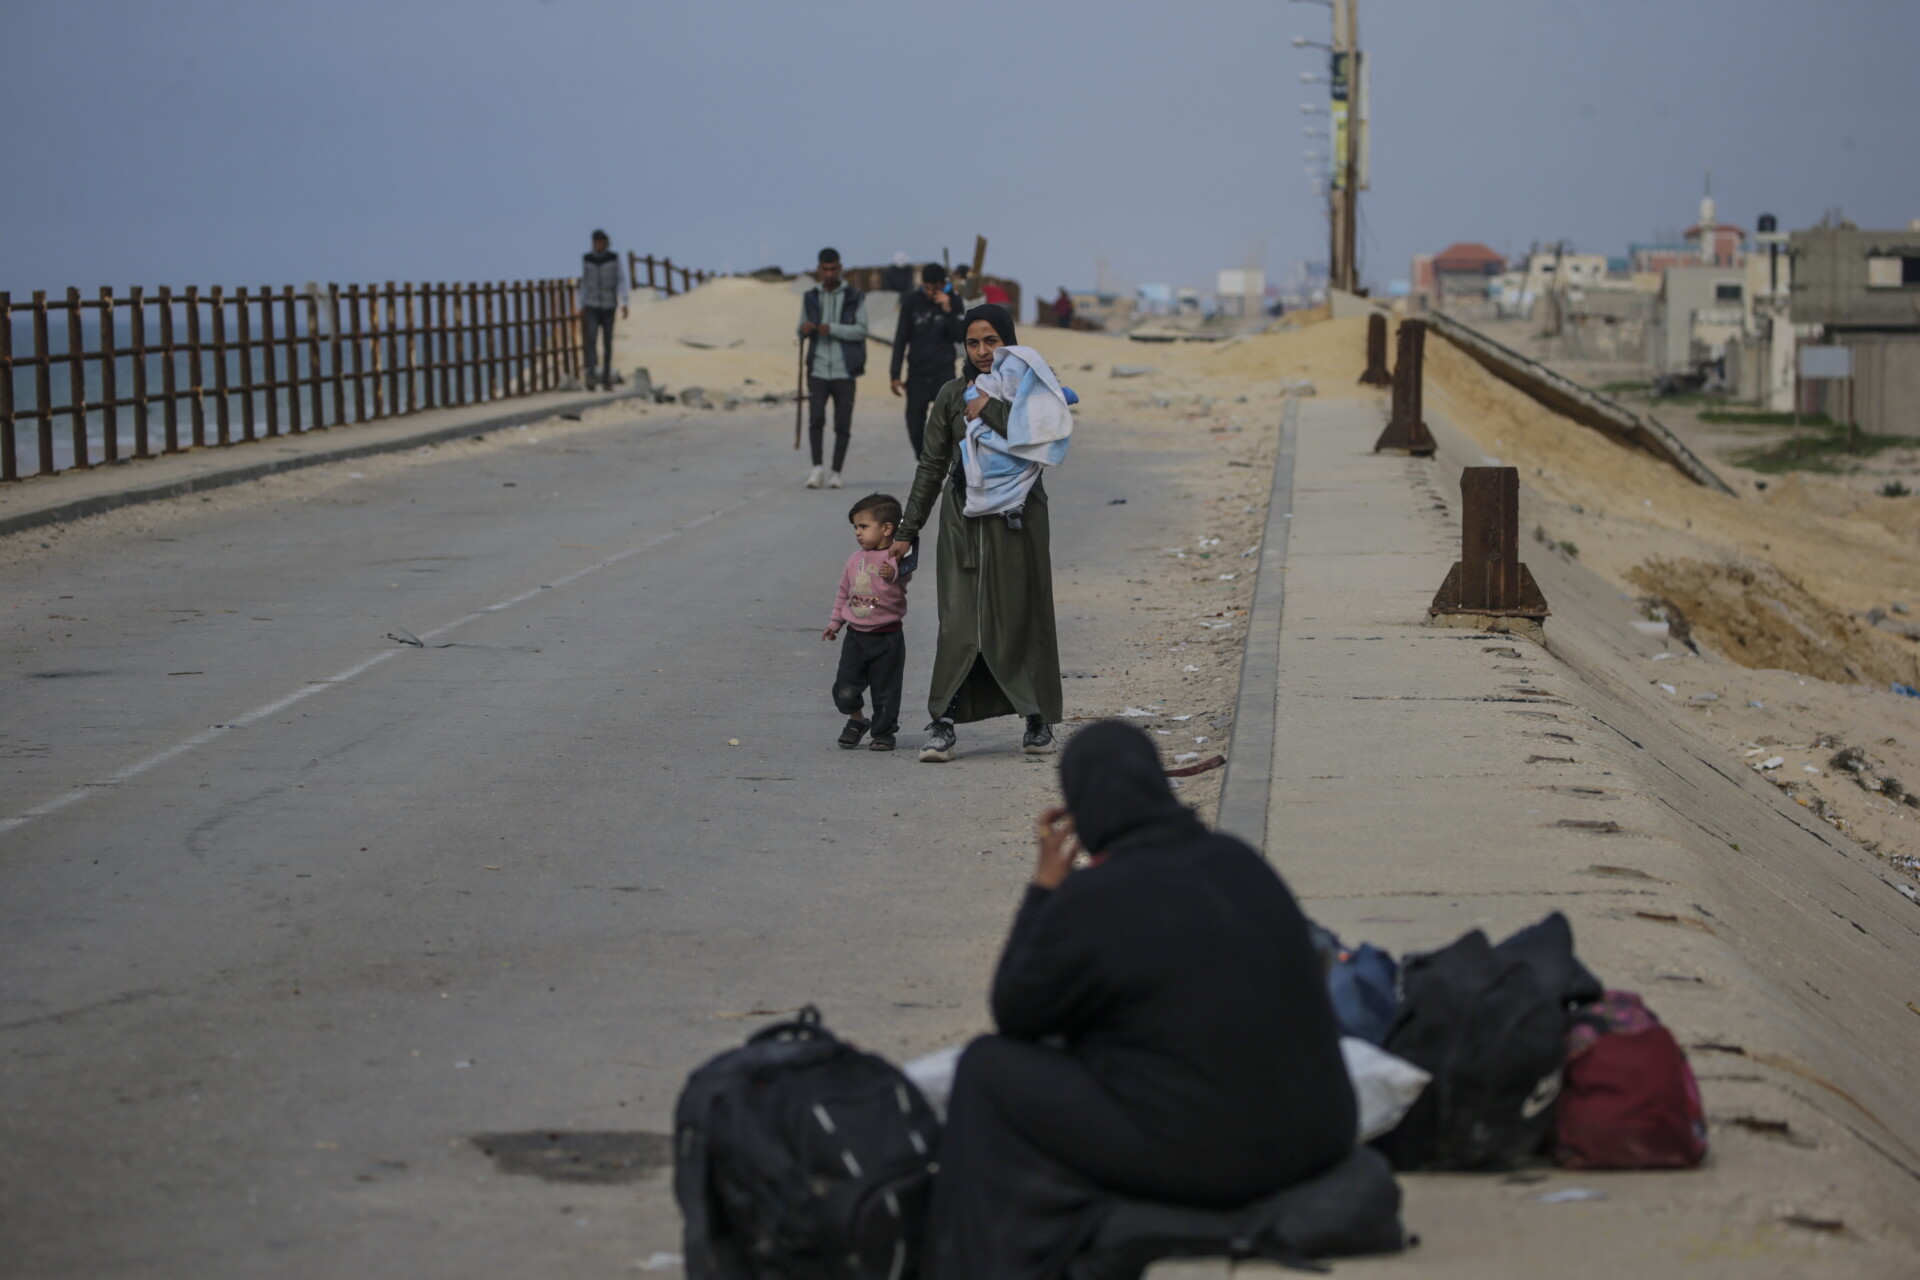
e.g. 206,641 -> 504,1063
834,627 -> 905,736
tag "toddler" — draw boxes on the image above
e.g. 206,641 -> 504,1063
822,493 -> 912,750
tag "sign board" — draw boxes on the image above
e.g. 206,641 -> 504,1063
1798,346 -> 1853,379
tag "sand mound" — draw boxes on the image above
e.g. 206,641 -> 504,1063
1192,315 -> 1372,393
1626,556 -> 1918,685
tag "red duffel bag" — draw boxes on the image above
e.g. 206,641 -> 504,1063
1555,991 -> 1707,1170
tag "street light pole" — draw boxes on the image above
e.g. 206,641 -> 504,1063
1328,0 -> 1361,294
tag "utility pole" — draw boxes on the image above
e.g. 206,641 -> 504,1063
1327,0 -> 1362,294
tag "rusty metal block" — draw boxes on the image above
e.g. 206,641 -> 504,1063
1374,319 -> 1435,455
1358,311 -> 1392,386
1430,466 -> 1549,625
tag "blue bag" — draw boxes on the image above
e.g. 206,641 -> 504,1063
1328,943 -> 1400,1046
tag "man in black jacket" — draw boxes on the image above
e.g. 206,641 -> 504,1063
889,263 -> 964,458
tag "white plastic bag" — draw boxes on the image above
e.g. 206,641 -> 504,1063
903,1045 -> 965,1124
1341,1037 -> 1431,1142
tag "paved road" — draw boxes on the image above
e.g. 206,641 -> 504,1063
0,401 -> 1159,1277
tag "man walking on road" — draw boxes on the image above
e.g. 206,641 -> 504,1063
890,263 -> 964,458
798,247 -> 869,489
578,230 -> 630,390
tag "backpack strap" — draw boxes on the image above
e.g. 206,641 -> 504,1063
748,1003 -> 828,1044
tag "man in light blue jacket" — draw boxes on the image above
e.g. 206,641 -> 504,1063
798,247 -> 869,489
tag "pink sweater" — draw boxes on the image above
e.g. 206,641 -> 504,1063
830,548 -> 911,631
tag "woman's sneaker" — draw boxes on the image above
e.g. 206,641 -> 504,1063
837,718 -> 869,749
1022,717 -> 1056,754
919,720 -> 957,763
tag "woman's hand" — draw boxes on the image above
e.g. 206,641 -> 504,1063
887,539 -> 913,561
1032,805 -> 1079,890
964,392 -> 987,421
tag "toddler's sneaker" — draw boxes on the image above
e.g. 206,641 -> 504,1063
869,732 -> 896,752
806,466 -> 826,489
919,720 -> 957,763
828,471 -> 843,489
1022,716 -> 1055,754
837,718 -> 869,749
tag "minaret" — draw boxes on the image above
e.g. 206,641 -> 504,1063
1698,169 -> 1717,265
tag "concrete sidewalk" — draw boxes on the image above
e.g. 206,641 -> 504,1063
1196,395 -> 1920,1278
0,386 -> 639,537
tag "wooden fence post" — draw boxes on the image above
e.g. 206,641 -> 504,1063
32,291 -> 54,474
184,285 -> 207,447
66,286 -> 90,467
158,286 -> 181,453
99,287 -> 120,462
259,285 -> 280,437
235,286 -> 257,442
0,292 -> 14,481
128,287 -> 150,457
209,285 -> 232,446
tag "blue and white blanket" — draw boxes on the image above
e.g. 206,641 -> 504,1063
960,345 -> 1076,518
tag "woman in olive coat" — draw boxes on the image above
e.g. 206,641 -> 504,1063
890,304 -> 1063,762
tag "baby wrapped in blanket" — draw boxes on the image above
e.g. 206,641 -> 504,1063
961,345 -> 1078,530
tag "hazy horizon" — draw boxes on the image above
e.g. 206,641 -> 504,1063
3,0 -> 1917,305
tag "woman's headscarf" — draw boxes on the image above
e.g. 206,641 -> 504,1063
1058,720 -> 1203,855
963,303 -> 1017,347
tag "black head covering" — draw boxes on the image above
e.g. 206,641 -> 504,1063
1059,720 -> 1202,855
963,303 -> 1017,347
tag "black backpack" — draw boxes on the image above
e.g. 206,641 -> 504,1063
674,1006 -> 940,1280
1371,927 -> 1566,1171
1066,1146 -> 1408,1279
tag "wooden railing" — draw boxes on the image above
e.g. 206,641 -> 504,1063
627,253 -> 716,297
1,279 -> 584,481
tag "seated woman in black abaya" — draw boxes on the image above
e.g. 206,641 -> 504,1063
924,722 -> 1356,1279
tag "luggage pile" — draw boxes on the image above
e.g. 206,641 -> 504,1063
671,913 -> 1706,1278
1317,911 -> 1709,1173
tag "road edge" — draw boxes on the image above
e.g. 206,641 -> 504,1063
0,388 -> 645,539
1214,394 -> 1299,848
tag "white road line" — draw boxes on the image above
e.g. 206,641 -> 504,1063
0,460 -> 841,841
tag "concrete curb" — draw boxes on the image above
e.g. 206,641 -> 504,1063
0,388 -> 645,539
1215,395 -> 1299,848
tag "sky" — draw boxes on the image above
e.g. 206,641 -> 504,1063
3,0 -> 1918,307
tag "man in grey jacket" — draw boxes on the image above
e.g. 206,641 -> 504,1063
578,230 -> 631,389
797,247 -> 870,489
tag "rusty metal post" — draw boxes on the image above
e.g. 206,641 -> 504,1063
1429,466 -> 1548,631
1374,319 -> 1435,456
1359,312 -> 1391,386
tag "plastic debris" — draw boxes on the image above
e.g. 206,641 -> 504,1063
1536,1188 -> 1606,1204
1691,692 -> 1720,702
1174,752 -> 1201,765
1651,652 -> 1673,661
1121,708 -> 1155,718
727,738 -> 740,746
1757,757 -> 1785,771
637,1253 -> 685,1271
1803,765 -> 1822,775
1182,665 -> 1200,673
1658,683 -> 1677,695
1894,683 -> 1920,698
1170,714 -> 1193,721
1748,700 -> 1765,709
